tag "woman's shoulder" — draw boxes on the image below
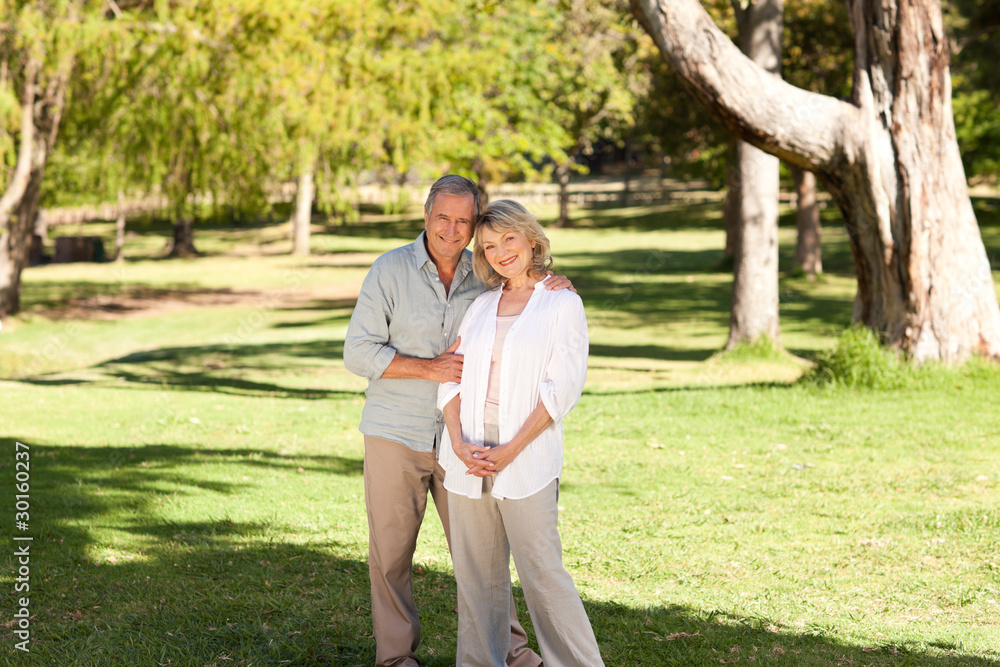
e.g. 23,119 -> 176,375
538,281 -> 584,311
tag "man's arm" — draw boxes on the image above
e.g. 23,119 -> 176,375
344,261 -> 465,384
381,338 -> 462,383
344,264 -> 400,381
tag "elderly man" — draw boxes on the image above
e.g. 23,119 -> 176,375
345,175 -> 571,666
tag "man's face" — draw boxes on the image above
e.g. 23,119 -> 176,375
424,193 -> 475,266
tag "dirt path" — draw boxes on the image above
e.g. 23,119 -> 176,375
32,282 -> 363,322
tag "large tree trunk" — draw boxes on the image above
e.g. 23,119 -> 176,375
631,0 -> 1000,362
792,167 -> 822,276
292,168 -> 314,256
727,0 -> 783,349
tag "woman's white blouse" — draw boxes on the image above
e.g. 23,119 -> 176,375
438,277 -> 589,500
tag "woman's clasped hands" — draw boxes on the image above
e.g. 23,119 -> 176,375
454,438 -> 522,476
453,439 -> 495,477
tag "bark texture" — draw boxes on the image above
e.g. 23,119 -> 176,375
292,169 -> 314,256
1,59 -> 66,316
631,0 -> 1000,361
727,0 -> 783,349
728,141 -> 781,348
792,167 -> 822,276
0,59 -> 37,318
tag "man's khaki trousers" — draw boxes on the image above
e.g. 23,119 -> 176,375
363,435 -> 540,667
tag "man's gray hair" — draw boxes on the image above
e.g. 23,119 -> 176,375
424,175 -> 481,220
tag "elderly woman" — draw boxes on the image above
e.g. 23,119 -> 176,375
438,200 -> 602,667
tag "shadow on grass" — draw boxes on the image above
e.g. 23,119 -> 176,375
21,281 -> 226,316
5,438 -> 997,666
101,339 -> 346,368
563,246 -> 857,340
274,298 -> 358,312
568,200 -> 726,232
581,380 -> 801,398
590,343 -> 715,363
2,440 -> 363,495
560,247 -> 726,277
12,536 -> 998,666
18,339 -> 357,399
575,277 -> 731,331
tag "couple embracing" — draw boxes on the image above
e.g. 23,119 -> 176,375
345,175 -> 603,666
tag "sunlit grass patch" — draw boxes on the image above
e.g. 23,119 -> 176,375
2,196 -> 999,665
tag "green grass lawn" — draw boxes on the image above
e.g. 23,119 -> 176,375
1,195 -> 999,666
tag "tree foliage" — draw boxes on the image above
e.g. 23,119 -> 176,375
947,0 -> 1000,182
3,0 -> 999,266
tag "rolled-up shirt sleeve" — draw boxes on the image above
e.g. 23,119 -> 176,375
344,264 -> 397,381
538,296 -> 589,423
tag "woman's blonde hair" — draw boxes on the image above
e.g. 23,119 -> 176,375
472,199 -> 553,288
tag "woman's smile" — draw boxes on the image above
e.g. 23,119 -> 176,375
480,226 -> 536,285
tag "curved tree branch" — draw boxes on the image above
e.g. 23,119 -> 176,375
630,0 -> 861,174
0,58 -> 37,223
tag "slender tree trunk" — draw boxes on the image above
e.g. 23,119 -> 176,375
631,0 -> 1000,361
1,57 -> 66,317
728,141 -> 781,348
791,167 -> 822,276
472,158 -> 491,207
0,216 -> 32,315
554,160 -> 573,228
727,0 -> 783,349
656,146 -> 669,199
622,137 -> 633,205
292,168 -> 314,256
0,59 -> 37,318
8,168 -> 47,312
115,190 -> 126,263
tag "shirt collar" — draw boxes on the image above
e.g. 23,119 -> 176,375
499,275 -> 551,292
412,231 -> 474,279
413,231 -> 434,270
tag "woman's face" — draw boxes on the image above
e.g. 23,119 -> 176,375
479,226 -> 536,282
